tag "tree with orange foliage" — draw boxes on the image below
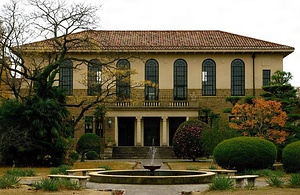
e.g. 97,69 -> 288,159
229,97 -> 288,144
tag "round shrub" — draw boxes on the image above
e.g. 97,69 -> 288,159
172,120 -> 207,161
76,133 -> 100,161
86,151 -> 99,160
213,137 -> 277,171
282,141 -> 300,173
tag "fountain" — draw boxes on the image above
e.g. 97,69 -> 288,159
89,139 -> 216,184
143,139 -> 161,176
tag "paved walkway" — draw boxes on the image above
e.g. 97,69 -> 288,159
85,159 -> 268,195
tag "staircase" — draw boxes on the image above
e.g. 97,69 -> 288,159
112,146 -> 177,159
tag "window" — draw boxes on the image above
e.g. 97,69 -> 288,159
145,59 -> 159,100
116,59 -> 130,99
231,59 -> 245,96
88,59 -> 102,95
202,59 -> 216,96
59,59 -> 73,95
84,116 -> 93,133
263,70 -> 271,86
174,59 -> 187,100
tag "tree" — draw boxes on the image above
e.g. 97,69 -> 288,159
229,97 -> 288,144
172,120 -> 207,161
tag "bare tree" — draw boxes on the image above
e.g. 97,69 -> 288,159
0,0 -> 144,128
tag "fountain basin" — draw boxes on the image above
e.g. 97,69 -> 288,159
89,170 -> 215,185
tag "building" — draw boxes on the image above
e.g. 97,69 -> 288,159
22,30 -> 294,157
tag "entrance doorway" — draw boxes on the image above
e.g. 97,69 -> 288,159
169,117 -> 186,146
118,117 -> 134,146
144,117 -> 160,146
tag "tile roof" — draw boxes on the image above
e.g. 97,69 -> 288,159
22,30 -> 294,55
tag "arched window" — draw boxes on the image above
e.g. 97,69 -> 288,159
231,59 -> 245,96
88,59 -> 102,96
59,59 -> 73,95
202,59 -> 216,96
116,59 -> 130,99
145,59 -> 159,100
174,59 -> 187,100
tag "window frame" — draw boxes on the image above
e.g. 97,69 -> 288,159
59,59 -> 73,95
231,59 -> 245,96
116,59 -> 131,100
202,59 -> 216,96
88,59 -> 102,96
263,70 -> 271,86
174,59 -> 187,100
145,59 -> 159,100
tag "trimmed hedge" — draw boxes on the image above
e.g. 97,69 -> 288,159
172,120 -> 207,161
213,137 -> 277,171
282,141 -> 300,173
76,133 -> 100,161
86,151 -> 99,160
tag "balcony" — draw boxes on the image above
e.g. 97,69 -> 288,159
112,100 -> 198,108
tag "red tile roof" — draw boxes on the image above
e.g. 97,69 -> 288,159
22,30 -> 294,55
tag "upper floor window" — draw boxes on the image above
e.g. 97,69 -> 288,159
174,59 -> 187,100
88,59 -> 102,96
231,59 -> 245,96
202,59 -> 216,96
145,59 -> 159,100
59,59 -> 73,95
263,70 -> 271,86
116,59 -> 130,99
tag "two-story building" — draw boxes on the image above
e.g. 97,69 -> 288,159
22,30 -> 294,157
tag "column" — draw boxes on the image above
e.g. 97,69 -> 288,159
136,117 -> 142,146
162,116 -> 168,146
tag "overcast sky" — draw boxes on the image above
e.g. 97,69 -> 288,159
1,0 -> 300,86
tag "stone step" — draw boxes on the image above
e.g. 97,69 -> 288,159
112,146 -> 177,159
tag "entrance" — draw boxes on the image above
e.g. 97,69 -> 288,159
118,117 -> 134,146
144,117 -> 160,146
169,117 -> 186,146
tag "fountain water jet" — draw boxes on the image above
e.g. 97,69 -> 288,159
143,139 -> 161,176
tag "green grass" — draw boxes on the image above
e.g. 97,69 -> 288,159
0,175 -> 20,189
32,178 -> 80,191
288,174 -> 300,188
50,165 -> 72,175
5,168 -> 36,177
208,176 -> 235,190
266,175 -> 285,187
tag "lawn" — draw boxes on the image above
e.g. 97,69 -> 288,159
0,160 -> 300,194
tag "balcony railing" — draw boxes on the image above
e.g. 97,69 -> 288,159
113,100 -> 195,107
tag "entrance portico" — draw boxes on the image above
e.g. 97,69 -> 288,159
109,110 -> 198,147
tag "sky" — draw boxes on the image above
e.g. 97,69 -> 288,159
1,0 -> 300,86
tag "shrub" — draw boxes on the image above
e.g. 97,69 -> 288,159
172,120 -> 207,161
50,164 -> 72,175
266,175 -> 284,187
32,178 -> 80,191
288,174 -> 300,188
6,168 -> 36,177
208,176 -> 234,190
69,150 -> 80,161
213,137 -> 277,171
0,175 -> 20,189
76,133 -> 100,162
282,141 -> 300,173
86,151 -> 99,160
99,165 -> 112,170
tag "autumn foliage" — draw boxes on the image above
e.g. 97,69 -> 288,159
229,97 -> 288,144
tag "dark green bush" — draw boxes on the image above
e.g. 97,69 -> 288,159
69,150 -> 79,161
172,120 -> 207,161
86,151 -> 99,160
76,133 -> 100,162
282,141 -> 300,173
213,137 -> 277,171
